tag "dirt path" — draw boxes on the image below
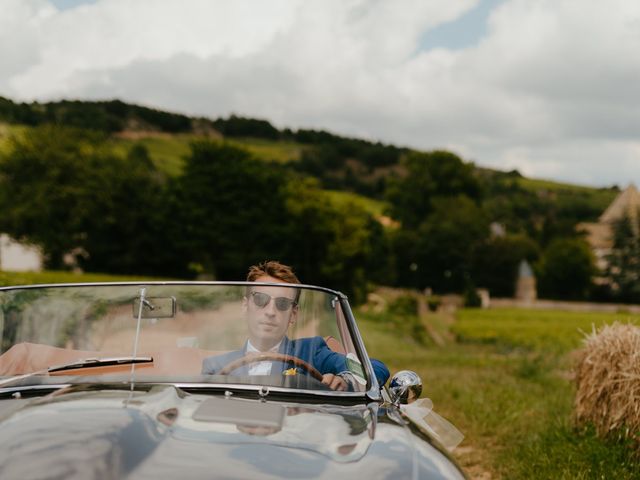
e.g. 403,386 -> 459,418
415,296 -> 495,480
454,444 -> 495,480
415,295 -> 446,346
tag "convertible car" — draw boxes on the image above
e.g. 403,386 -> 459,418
0,282 -> 465,479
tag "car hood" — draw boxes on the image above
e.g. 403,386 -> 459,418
0,385 -> 464,479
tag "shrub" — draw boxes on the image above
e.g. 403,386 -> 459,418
384,294 -> 426,344
463,286 -> 482,308
426,295 -> 441,312
537,238 -> 597,300
388,294 -> 418,316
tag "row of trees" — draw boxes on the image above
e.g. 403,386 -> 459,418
0,97 -> 193,133
0,97 -> 616,230
1,124 -> 635,303
0,125 -> 387,302
0,97 -> 406,199
382,151 -> 604,300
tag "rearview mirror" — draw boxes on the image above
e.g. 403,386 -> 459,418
132,296 -> 176,318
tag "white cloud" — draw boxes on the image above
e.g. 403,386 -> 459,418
0,1 -> 53,90
2,0 -> 640,186
7,0 -> 301,98
489,139 -> 640,187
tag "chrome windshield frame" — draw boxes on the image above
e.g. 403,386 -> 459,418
0,280 -> 345,296
337,296 -> 382,401
0,281 -> 380,401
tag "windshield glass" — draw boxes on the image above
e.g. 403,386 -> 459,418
0,283 -> 369,394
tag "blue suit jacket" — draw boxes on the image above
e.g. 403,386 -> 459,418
202,336 -> 390,386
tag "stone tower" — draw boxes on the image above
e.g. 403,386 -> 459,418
515,259 -> 537,303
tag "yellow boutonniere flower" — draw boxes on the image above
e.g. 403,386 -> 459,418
283,367 -> 297,376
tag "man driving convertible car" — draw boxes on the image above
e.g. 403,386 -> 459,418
201,261 -> 390,391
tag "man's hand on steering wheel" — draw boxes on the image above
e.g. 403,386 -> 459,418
321,373 -> 347,391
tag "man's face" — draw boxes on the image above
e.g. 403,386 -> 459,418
245,274 -> 298,351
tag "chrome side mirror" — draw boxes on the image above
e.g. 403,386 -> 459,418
389,370 -> 422,405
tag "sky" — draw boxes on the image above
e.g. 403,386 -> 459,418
2,0 -> 640,188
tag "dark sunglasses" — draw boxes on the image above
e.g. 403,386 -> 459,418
251,291 -> 297,311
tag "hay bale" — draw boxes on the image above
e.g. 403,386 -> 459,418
574,322 -> 640,448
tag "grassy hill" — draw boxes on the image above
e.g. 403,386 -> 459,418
516,176 -> 618,217
0,96 -> 622,241
111,134 -> 304,175
0,123 -> 26,155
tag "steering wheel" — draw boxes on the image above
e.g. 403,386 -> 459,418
218,352 -> 324,381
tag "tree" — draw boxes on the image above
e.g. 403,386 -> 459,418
76,144 -> 170,275
536,238 -> 596,300
386,150 -> 482,229
392,196 -> 490,291
282,178 -> 384,303
606,212 -> 640,302
168,142 -> 384,299
472,234 -> 540,296
168,141 -> 291,279
213,115 -> 280,139
0,125 -> 170,273
384,151 -> 489,292
0,125 -> 110,267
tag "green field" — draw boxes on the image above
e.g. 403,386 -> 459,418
0,123 -> 27,155
229,137 -> 303,164
109,134 -> 195,176
324,190 -> 387,218
0,270 -> 162,287
2,124 -> 304,177
111,135 -> 304,177
453,308 -> 640,353
358,306 -> 639,479
516,176 -> 618,214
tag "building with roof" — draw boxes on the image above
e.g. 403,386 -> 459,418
578,184 -> 640,276
0,234 -> 43,272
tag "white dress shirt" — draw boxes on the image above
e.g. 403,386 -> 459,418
246,339 -> 283,375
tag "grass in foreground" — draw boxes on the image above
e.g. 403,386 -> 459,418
357,307 -> 640,479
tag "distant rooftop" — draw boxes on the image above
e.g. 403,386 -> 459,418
518,260 -> 534,278
578,184 -> 640,268
599,184 -> 640,225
